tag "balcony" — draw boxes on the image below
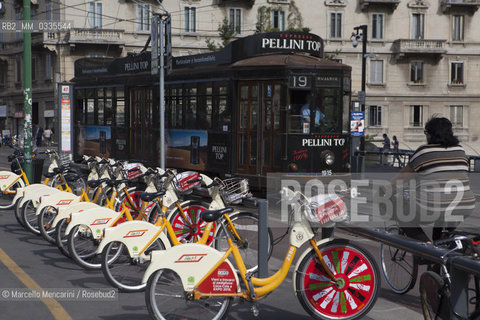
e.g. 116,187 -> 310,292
359,0 -> 400,11
216,0 -> 255,7
392,39 -> 447,59
68,28 -> 125,46
441,0 -> 480,13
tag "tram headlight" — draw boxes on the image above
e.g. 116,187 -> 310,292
288,163 -> 298,172
321,150 -> 335,166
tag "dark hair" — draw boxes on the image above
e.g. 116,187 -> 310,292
424,117 -> 459,147
392,135 -> 397,140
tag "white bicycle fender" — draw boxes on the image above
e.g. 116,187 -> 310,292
65,207 -> 122,239
96,220 -> 171,255
0,171 -> 22,191
51,202 -> 101,229
292,237 -> 334,296
142,243 -> 239,293
18,185 -> 60,206
35,191 -> 80,216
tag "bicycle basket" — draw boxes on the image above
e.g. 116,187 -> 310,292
309,194 -> 347,226
174,171 -> 200,193
59,153 -> 72,166
220,178 -> 251,204
123,163 -> 143,180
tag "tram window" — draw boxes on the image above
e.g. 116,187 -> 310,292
105,99 -> 113,125
98,99 -> 104,124
116,98 -> 125,126
240,101 -> 248,129
87,99 -> 95,124
251,101 -> 257,129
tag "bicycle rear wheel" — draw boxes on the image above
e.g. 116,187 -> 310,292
55,218 -> 70,257
21,200 -> 40,235
67,225 -> 102,269
145,269 -> 232,320
14,196 -> 26,227
38,206 -> 57,244
214,211 -> 273,274
102,239 -> 165,292
295,239 -> 380,320
0,181 -> 23,210
379,225 -> 418,294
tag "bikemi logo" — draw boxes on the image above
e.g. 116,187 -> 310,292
0,175 -> 10,179
91,218 -> 111,225
175,254 -> 207,263
123,230 -> 148,238
56,199 -> 74,206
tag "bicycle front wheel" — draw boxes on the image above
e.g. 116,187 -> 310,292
295,239 -> 380,320
168,201 -> 211,244
214,211 -> 273,274
145,269 -> 232,320
419,271 -> 450,320
102,238 -> 165,292
379,225 -> 418,294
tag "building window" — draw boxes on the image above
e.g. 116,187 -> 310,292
45,54 -> 52,80
88,1 -> 103,29
272,10 -> 285,31
451,62 -> 464,84
0,61 -> 6,87
369,60 -> 383,84
15,58 -> 21,83
410,61 -> 424,84
369,105 -> 382,126
371,13 -> 384,40
411,105 -> 423,127
184,6 -> 196,32
450,105 -> 463,127
229,8 -> 242,34
136,4 -> 151,31
330,12 -> 342,39
46,2 -> 52,21
31,56 -> 37,81
452,15 -> 464,41
411,13 -> 424,40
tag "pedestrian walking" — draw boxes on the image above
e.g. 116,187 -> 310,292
391,135 -> 403,167
43,128 -> 52,147
382,133 -> 391,166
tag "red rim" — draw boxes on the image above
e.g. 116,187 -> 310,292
121,191 -> 154,220
302,245 -> 376,318
170,204 -> 214,245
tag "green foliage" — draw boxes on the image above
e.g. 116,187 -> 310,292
256,3 -> 310,34
204,18 -> 235,51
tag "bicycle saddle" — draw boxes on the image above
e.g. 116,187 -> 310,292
201,207 -> 234,223
139,191 -> 166,202
87,178 -> 109,188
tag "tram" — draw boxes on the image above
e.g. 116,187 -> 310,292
72,32 -> 352,188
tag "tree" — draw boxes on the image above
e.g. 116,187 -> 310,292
205,18 -> 235,51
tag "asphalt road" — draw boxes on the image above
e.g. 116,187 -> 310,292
2,145 -> 479,319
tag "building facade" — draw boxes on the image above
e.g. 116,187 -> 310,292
1,0 -> 479,153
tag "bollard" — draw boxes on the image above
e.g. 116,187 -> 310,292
257,198 -> 269,278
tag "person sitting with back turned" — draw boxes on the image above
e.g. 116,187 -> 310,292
389,117 -> 475,242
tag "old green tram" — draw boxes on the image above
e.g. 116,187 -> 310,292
72,32 -> 352,188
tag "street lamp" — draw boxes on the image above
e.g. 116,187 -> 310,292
351,25 -> 367,173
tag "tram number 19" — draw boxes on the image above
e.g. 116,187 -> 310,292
289,75 -> 311,89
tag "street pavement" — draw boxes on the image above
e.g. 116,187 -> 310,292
4,144 -> 480,319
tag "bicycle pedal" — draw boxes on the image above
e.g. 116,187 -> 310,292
250,303 -> 260,317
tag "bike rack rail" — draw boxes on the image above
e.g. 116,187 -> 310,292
338,224 -> 480,319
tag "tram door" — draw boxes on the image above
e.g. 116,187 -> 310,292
237,82 -> 282,175
130,87 -> 153,160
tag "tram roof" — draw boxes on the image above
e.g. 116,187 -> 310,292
231,54 -> 350,70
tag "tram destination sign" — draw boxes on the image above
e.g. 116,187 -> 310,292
173,32 -> 324,69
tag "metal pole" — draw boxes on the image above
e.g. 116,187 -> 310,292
360,25 -> 367,174
257,199 -> 269,278
23,0 -> 32,181
159,16 -> 165,169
